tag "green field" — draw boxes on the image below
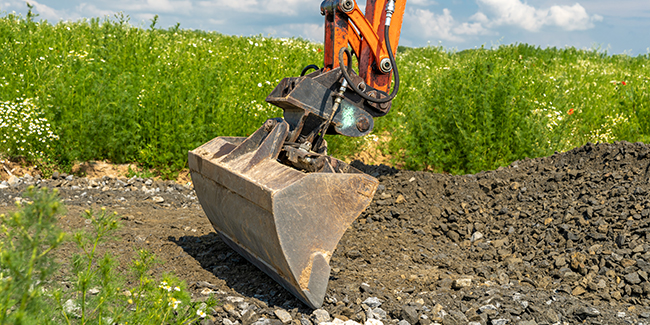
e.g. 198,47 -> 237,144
1,12 -> 649,177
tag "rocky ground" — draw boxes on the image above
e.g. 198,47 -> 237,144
2,141 -> 650,325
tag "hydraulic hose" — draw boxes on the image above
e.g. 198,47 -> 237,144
338,24 -> 399,103
300,64 -> 320,76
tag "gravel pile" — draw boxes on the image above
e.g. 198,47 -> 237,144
2,141 -> 650,325
0,172 -> 199,209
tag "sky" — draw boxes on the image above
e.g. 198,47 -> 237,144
1,0 -> 649,56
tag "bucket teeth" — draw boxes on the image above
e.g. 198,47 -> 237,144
189,119 -> 378,308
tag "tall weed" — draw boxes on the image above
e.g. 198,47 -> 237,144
0,188 -> 216,324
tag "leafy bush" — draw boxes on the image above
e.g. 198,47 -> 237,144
1,12 -> 649,175
0,188 -> 216,324
388,44 -> 650,174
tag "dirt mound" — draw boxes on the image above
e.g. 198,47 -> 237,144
2,141 -> 650,325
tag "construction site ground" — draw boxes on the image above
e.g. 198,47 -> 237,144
2,141 -> 650,325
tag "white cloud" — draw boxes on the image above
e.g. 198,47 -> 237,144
114,0 -> 193,15
406,8 -> 464,42
476,0 -> 602,31
196,0 -> 312,16
408,0 -> 438,6
548,4 -> 602,31
405,7 -> 491,43
264,23 -> 323,42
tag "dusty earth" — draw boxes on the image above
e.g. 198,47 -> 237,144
2,141 -> 650,325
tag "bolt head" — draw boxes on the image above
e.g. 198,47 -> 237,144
380,58 -> 392,73
356,116 -> 370,132
339,0 -> 354,12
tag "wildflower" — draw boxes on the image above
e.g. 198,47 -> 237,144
622,81 -> 627,86
197,309 -> 206,318
169,297 -> 181,309
568,108 -> 574,115
257,83 -> 262,87
128,298 -> 133,304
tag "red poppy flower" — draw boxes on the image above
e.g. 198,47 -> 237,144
568,108 -> 574,115
318,48 -> 323,53
622,81 -> 626,86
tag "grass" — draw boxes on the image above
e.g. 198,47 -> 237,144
0,11 -> 649,176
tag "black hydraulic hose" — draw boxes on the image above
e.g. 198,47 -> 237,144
338,25 -> 399,103
300,64 -> 320,76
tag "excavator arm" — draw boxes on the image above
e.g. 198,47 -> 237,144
267,0 -> 406,161
189,0 -> 407,309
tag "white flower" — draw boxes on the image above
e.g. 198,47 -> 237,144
197,310 -> 206,318
257,83 -> 262,87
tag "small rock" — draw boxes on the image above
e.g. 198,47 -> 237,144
252,318 -> 271,325
223,303 -> 241,318
8,175 -> 19,187
470,232 -> 483,242
479,305 -> 497,314
517,321 -> 537,325
152,196 -> 165,203
401,306 -> 418,325
397,321 -> 410,325
395,195 -> 405,204
574,306 -> 600,317
447,230 -> 460,242
371,308 -> 387,320
342,321 -> 361,325
52,171 -> 60,179
625,272 -> 641,284
563,271 -> 581,282
0,180 -> 8,189
452,278 -> 472,289
491,320 -> 508,325
364,319 -> 383,325
360,283 -> 371,293
274,309 -> 292,324
63,299 -> 80,318
617,311 -> 625,318
242,309 -> 258,325
362,297 -> 382,308
347,250 -> 362,259
88,287 -> 100,295
313,309 -> 331,324
571,286 -> 586,296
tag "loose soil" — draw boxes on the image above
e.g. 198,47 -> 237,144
2,141 -> 650,325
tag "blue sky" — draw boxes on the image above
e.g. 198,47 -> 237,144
1,0 -> 649,55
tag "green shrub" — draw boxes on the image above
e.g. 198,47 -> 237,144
0,188 -> 216,324
1,11 -> 649,175
387,44 -> 650,174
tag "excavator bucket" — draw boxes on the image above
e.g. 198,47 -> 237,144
189,118 -> 378,308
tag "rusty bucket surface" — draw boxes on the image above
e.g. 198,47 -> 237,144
188,119 -> 378,308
